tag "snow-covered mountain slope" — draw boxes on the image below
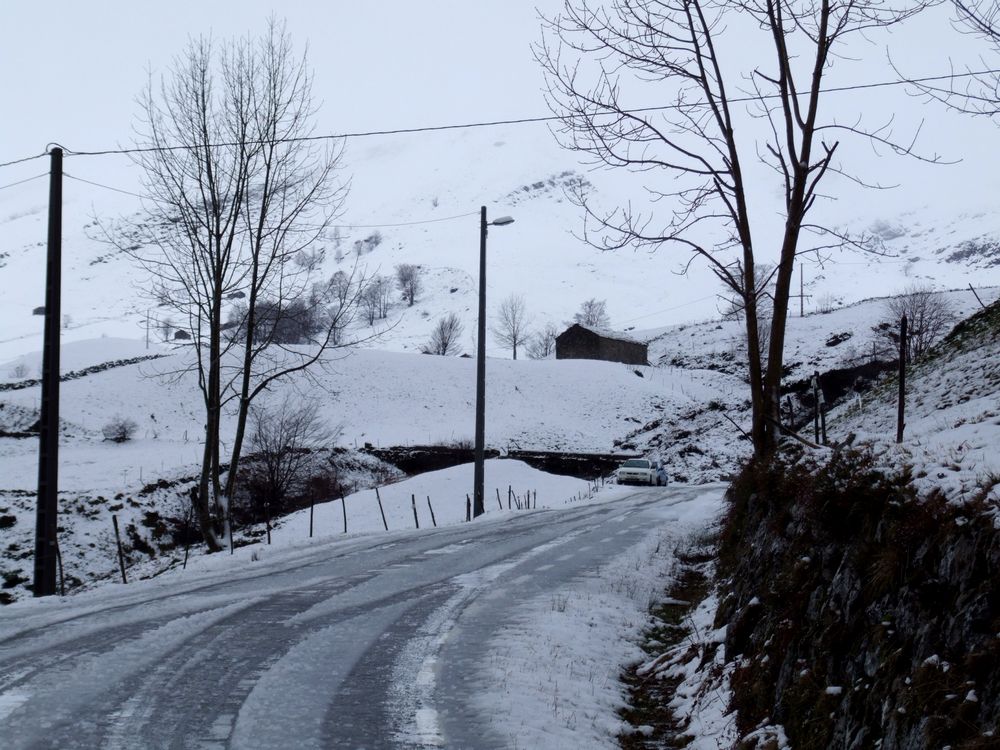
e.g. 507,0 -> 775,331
3,121 -> 1000,366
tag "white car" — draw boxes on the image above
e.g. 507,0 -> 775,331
616,458 -> 668,486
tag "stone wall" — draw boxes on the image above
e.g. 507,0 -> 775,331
716,449 -> 999,749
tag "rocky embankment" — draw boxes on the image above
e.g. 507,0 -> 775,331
716,449 -> 999,749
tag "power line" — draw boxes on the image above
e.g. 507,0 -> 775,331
0,67 -> 992,166
0,152 -> 48,170
0,173 -> 47,192
64,173 -> 155,202
618,294 -> 721,325
65,171 -> 479,229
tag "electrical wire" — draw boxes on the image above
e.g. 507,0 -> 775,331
0,67 -> 991,166
64,173 -> 157,202
64,172 -> 479,229
617,294 -> 721,325
0,173 -> 48,192
0,152 -> 49,170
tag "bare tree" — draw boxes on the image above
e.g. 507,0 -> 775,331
422,313 -> 465,355
527,322 -> 561,359
360,275 -> 392,324
872,285 -> 956,360
114,20 -> 359,550
241,398 -> 334,519
539,0 -> 937,455
574,298 -> 610,329
492,294 -> 532,359
395,264 -> 422,306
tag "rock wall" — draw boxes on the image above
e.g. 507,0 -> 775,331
716,449 -> 999,749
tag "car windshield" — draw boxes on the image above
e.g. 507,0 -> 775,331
622,459 -> 650,468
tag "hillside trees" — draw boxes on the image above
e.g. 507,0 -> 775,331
574,298 -> 610,329
423,313 -> 465,355
539,0 -> 936,456
872,285 -> 955,360
527,322 -> 560,359
492,294 -> 531,359
395,263 -> 422,306
118,20 -> 364,550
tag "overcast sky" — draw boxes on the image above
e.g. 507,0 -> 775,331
1,1 -> 559,159
2,2 -> 997,228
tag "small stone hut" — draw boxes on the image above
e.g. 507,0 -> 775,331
555,324 -> 648,365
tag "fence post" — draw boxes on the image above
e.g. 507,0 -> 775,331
375,487 -> 388,531
55,537 -> 65,597
309,496 -> 315,539
508,485 -> 512,510
341,495 -> 348,534
182,506 -> 191,570
228,502 -> 234,556
427,496 -> 437,527
812,371 -> 820,444
466,494 -> 471,522
496,487 -> 503,511
411,494 -> 420,529
112,515 -> 128,584
896,314 -> 907,444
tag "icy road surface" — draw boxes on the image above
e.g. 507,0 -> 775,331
0,486 -> 718,749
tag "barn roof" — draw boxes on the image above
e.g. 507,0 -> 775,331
558,323 -> 646,345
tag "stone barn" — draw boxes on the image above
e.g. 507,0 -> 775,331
555,324 -> 648,365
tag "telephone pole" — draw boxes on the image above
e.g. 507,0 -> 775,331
473,207 -> 513,518
34,147 -> 63,597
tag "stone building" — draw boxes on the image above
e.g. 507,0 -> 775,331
555,324 -> 648,365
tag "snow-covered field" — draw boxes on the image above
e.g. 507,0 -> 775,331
4,284 -> 1000,603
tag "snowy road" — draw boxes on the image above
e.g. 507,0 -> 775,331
0,485 -> 719,749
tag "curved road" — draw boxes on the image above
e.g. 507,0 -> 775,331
0,486 -> 716,749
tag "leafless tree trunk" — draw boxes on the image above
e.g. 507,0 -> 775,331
492,294 -> 532,360
115,20 -> 368,550
539,0 -> 937,456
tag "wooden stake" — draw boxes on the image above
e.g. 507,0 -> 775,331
309,496 -> 315,538
375,487 -> 388,531
411,494 -> 420,529
55,537 -> 65,597
969,283 -> 987,310
897,315 -> 907,444
182,506 -> 191,570
112,515 -> 128,584
341,495 -> 348,534
496,487 -> 502,511
427,496 -> 437,527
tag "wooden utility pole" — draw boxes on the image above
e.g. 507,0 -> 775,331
789,265 -> 812,317
896,315 -> 907,443
34,147 -> 63,598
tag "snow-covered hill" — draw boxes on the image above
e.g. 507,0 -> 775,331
3,120 -> 1000,367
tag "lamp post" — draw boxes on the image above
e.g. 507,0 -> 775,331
473,206 -> 514,518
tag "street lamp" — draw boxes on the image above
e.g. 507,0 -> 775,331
473,206 -> 514,518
